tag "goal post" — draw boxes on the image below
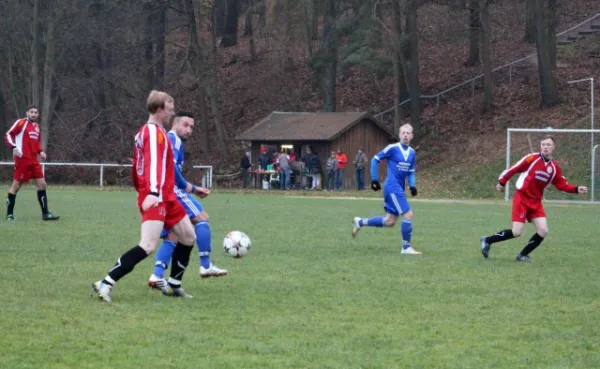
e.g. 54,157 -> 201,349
505,128 -> 600,204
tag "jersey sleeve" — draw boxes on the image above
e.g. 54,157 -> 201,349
5,119 -> 24,148
35,125 -> 43,153
407,150 -> 416,187
498,154 -> 536,186
551,163 -> 578,193
373,144 -> 395,162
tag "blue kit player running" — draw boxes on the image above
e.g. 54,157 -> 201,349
148,112 -> 227,289
351,124 -> 421,255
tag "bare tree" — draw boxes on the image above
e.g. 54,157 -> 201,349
534,0 -> 558,107
40,0 -> 57,151
30,0 -> 42,106
523,0 -> 536,43
222,0 -> 239,47
465,0 -> 480,66
391,0 -> 409,133
323,0 -> 337,112
547,0 -> 557,69
407,0 -> 420,134
480,0 -> 493,111
245,0 -> 257,62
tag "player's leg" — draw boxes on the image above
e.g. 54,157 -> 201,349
352,190 -> 399,237
516,205 -> 548,262
93,218 -> 164,303
162,202 -> 196,297
480,193 -> 526,258
6,179 -> 21,220
393,194 -> 420,255
148,230 -> 178,288
33,172 -> 59,220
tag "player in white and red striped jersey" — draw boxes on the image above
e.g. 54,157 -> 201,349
481,136 -> 588,262
92,90 -> 197,303
4,105 -> 59,221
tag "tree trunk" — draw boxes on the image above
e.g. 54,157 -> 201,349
311,0 -> 319,40
0,90 -> 8,159
391,0 -> 409,132
323,0 -> 337,112
7,43 -> 27,115
222,0 -> 239,47
245,1 -> 257,61
30,0 -> 41,106
184,0 -> 210,153
480,0 -> 494,111
40,0 -> 57,151
209,2 -> 227,154
408,0 -> 420,134
465,0 -> 480,66
524,0 -> 536,43
154,0 -> 166,89
534,0 -> 558,107
547,0 -> 557,69
143,1 -> 155,90
303,1 -> 313,56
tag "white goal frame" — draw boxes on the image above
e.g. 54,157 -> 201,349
505,128 -> 600,204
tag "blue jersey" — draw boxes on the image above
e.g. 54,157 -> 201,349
168,131 -> 188,192
372,142 -> 416,193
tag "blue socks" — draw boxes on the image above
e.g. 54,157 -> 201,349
401,220 -> 412,250
359,216 -> 385,227
153,239 -> 176,278
195,221 -> 212,269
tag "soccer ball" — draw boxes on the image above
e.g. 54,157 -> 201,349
223,231 -> 252,258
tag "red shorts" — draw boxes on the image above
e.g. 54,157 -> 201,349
138,199 -> 187,230
511,191 -> 546,223
14,159 -> 44,182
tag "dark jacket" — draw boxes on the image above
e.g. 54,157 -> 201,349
240,155 -> 251,170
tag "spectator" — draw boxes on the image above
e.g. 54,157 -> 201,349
326,151 -> 338,191
335,148 -> 348,190
240,151 -> 251,188
278,150 -> 291,190
309,151 -> 322,190
353,149 -> 368,190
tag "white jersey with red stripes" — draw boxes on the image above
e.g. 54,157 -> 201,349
498,153 -> 577,200
4,118 -> 43,159
132,122 -> 176,202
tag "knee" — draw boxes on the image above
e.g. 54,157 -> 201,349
537,227 -> 548,238
193,211 -> 209,223
139,241 -> 158,254
384,216 -> 397,227
512,227 -> 523,238
403,211 -> 413,221
180,227 -> 197,246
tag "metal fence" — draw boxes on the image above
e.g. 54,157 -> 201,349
374,13 -> 600,122
0,162 -> 213,188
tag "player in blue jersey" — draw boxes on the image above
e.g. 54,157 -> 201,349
351,124 -> 421,255
148,112 -> 227,289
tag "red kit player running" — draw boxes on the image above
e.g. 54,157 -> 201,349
92,90 -> 197,303
4,105 -> 59,221
481,136 -> 588,262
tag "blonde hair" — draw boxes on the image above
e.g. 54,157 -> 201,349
399,123 -> 413,133
146,90 -> 174,114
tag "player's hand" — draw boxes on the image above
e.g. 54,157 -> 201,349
39,151 -> 47,161
371,180 -> 381,191
141,194 -> 159,211
496,183 -> 504,192
12,148 -> 22,159
195,187 -> 211,198
577,186 -> 588,194
410,186 -> 417,196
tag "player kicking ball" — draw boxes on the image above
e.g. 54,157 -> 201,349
148,112 -> 227,290
92,90 -> 197,302
481,136 -> 588,262
351,124 -> 421,255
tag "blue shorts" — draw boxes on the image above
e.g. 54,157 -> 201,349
160,191 -> 204,238
383,189 -> 410,216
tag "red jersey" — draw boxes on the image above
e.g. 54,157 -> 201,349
132,122 -> 176,202
498,153 -> 578,200
4,118 -> 43,160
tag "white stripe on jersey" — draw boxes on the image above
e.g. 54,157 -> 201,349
148,124 -> 159,194
515,157 -> 541,189
160,134 -> 167,200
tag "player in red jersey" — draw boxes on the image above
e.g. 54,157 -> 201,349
481,136 -> 588,262
4,105 -> 59,221
92,90 -> 197,303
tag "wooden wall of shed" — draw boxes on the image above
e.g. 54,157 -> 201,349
331,119 -> 392,189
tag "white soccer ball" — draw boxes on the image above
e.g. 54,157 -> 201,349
223,231 -> 252,258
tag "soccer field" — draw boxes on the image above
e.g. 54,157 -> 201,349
1,189 -> 599,369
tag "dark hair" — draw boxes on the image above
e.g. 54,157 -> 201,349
26,105 -> 38,112
542,135 -> 556,143
175,111 -> 194,119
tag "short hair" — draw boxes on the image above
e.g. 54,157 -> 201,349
26,105 -> 38,112
146,90 -> 174,114
542,135 -> 556,143
175,111 -> 194,119
400,123 -> 413,132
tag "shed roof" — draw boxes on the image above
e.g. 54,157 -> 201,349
235,111 -> 394,141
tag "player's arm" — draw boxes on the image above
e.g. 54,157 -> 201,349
370,145 -> 393,191
497,154 -> 535,188
408,153 -> 417,196
552,165 -> 587,194
140,125 -> 164,210
5,120 -> 24,157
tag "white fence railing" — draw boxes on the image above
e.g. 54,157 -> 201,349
0,162 -> 213,188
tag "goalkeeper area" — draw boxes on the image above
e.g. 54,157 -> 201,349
505,128 -> 600,203
1,189 -> 599,368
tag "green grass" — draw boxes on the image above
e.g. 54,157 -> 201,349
1,188 -> 599,369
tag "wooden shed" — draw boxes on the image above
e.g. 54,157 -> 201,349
234,111 -> 396,189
